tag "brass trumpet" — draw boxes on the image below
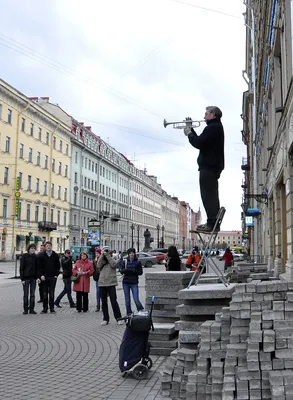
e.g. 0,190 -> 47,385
163,118 -> 205,129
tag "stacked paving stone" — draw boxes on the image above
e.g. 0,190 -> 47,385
227,263 -> 271,283
180,280 -> 293,400
145,271 -> 193,356
160,283 -> 236,399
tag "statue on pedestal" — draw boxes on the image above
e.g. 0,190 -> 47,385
143,228 -> 153,251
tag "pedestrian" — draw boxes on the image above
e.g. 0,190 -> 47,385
93,248 -> 102,312
54,250 -> 76,308
118,248 -> 144,316
97,246 -> 123,326
72,252 -> 94,313
37,244 -> 45,303
186,246 -> 201,271
165,246 -> 181,271
223,248 -> 233,272
38,241 -> 61,314
184,106 -> 224,233
20,243 -> 38,315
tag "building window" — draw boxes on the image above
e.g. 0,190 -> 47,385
27,175 -> 32,191
50,209 -> 54,223
58,162 -> 62,175
87,198 -> 90,208
45,155 -> 48,169
36,178 -> 40,193
89,160 -> 91,170
66,144 -> 69,155
57,210 -> 61,225
0,103 -> 2,120
65,165 -> 68,177
46,132 -> 49,145
4,167 -> 9,184
43,207 -> 47,221
30,123 -> 34,137
38,128 -> 42,141
59,140 -> 63,152
64,211 -> 67,227
52,159 -> 55,172
73,236 -> 76,245
84,196 -> 86,208
19,144 -> 24,158
37,151 -> 41,166
7,109 -> 12,124
5,136 -> 10,152
84,177 -> 87,186
26,204 -> 31,222
51,183 -> 55,197
74,172 -> 78,184
73,214 -> 77,225
35,205 -> 39,222
75,152 -> 78,163
53,136 -> 56,149
19,172 -> 23,188
58,185 -> 61,199
28,148 -> 33,162
44,181 -> 47,195
21,118 -> 25,132
2,199 -> 8,218
64,188 -> 67,201
74,192 -> 77,205
91,199 -> 93,209
95,163 -> 97,173
85,158 -> 88,168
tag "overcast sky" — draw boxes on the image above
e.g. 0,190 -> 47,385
0,0 -> 246,230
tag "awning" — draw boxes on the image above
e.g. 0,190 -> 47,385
26,235 -> 34,241
35,236 -> 43,241
16,235 -> 25,241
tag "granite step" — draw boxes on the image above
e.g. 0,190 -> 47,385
179,283 -> 236,300
176,304 -> 225,316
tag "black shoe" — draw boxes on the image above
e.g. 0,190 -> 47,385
54,302 -> 62,308
29,310 -> 37,315
37,300 -> 43,303
40,310 -> 47,314
70,304 -> 76,308
196,224 -> 220,233
77,310 -> 81,313
95,305 -> 100,312
23,311 -> 28,315
50,309 -> 56,314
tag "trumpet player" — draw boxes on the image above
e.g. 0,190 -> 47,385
184,106 -> 224,233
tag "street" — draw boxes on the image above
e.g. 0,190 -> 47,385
0,261 -> 167,400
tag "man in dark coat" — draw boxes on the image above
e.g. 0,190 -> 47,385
20,243 -> 38,314
54,249 -> 75,308
38,241 -> 60,314
184,106 -> 224,233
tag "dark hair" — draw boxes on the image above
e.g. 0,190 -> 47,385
44,241 -> 52,246
167,245 -> 179,258
225,248 -> 231,253
206,106 -> 222,119
80,252 -> 88,259
27,243 -> 36,252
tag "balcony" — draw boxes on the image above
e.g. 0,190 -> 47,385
99,211 -> 110,219
38,221 -> 57,231
111,214 -> 121,222
241,157 -> 250,171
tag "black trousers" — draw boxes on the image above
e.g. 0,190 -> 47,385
39,281 -> 45,301
99,286 -> 122,322
76,291 -> 89,312
199,169 -> 221,226
23,279 -> 36,312
43,277 -> 57,311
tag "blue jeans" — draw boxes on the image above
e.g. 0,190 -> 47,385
95,281 -> 100,307
122,283 -> 144,315
55,278 -> 74,306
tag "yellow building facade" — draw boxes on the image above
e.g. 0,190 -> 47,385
0,80 -> 72,260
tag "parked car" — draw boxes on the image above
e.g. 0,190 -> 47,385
123,252 -> 157,268
232,251 -> 244,262
149,251 -> 165,264
152,248 -> 168,254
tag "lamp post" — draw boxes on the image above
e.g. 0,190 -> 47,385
161,225 -> 165,248
137,225 -> 140,252
130,223 -> 135,248
156,224 -> 160,248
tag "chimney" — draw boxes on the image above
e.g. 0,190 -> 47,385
28,97 -> 39,102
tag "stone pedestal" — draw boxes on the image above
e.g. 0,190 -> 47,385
274,257 -> 284,278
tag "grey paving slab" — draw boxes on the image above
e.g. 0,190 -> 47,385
0,261 -> 169,400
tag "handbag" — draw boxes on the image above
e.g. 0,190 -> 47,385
71,274 -> 80,283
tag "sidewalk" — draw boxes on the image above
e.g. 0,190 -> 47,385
0,262 -> 167,400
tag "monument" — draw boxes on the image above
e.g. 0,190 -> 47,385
143,228 -> 153,252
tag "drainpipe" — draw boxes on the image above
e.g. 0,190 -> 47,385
12,101 -> 30,259
48,123 -> 60,242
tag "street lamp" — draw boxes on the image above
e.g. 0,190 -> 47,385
137,225 -> 140,252
130,223 -> 135,248
156,224 -> 160,248
161,225 -> 165,248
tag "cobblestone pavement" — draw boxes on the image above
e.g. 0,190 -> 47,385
0,262 -> 167,400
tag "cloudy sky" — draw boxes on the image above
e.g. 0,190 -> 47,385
0,0 -> 246,230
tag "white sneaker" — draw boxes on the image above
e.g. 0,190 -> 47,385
101,321 -> 109,326
117,320 -> 124,325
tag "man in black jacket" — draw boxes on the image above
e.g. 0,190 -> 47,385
38,241 -> 60,314
54,250 -> 75,308
20,243 -> 38,314
184,106 -> 224,233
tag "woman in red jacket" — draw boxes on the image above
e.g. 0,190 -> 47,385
72,252 -> 94,312
223,248 -> 233,272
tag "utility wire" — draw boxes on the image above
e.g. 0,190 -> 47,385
0,32 -> 162,118
172,0 -> 242,19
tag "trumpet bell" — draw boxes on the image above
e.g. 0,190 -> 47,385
163,119 -> 168,128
